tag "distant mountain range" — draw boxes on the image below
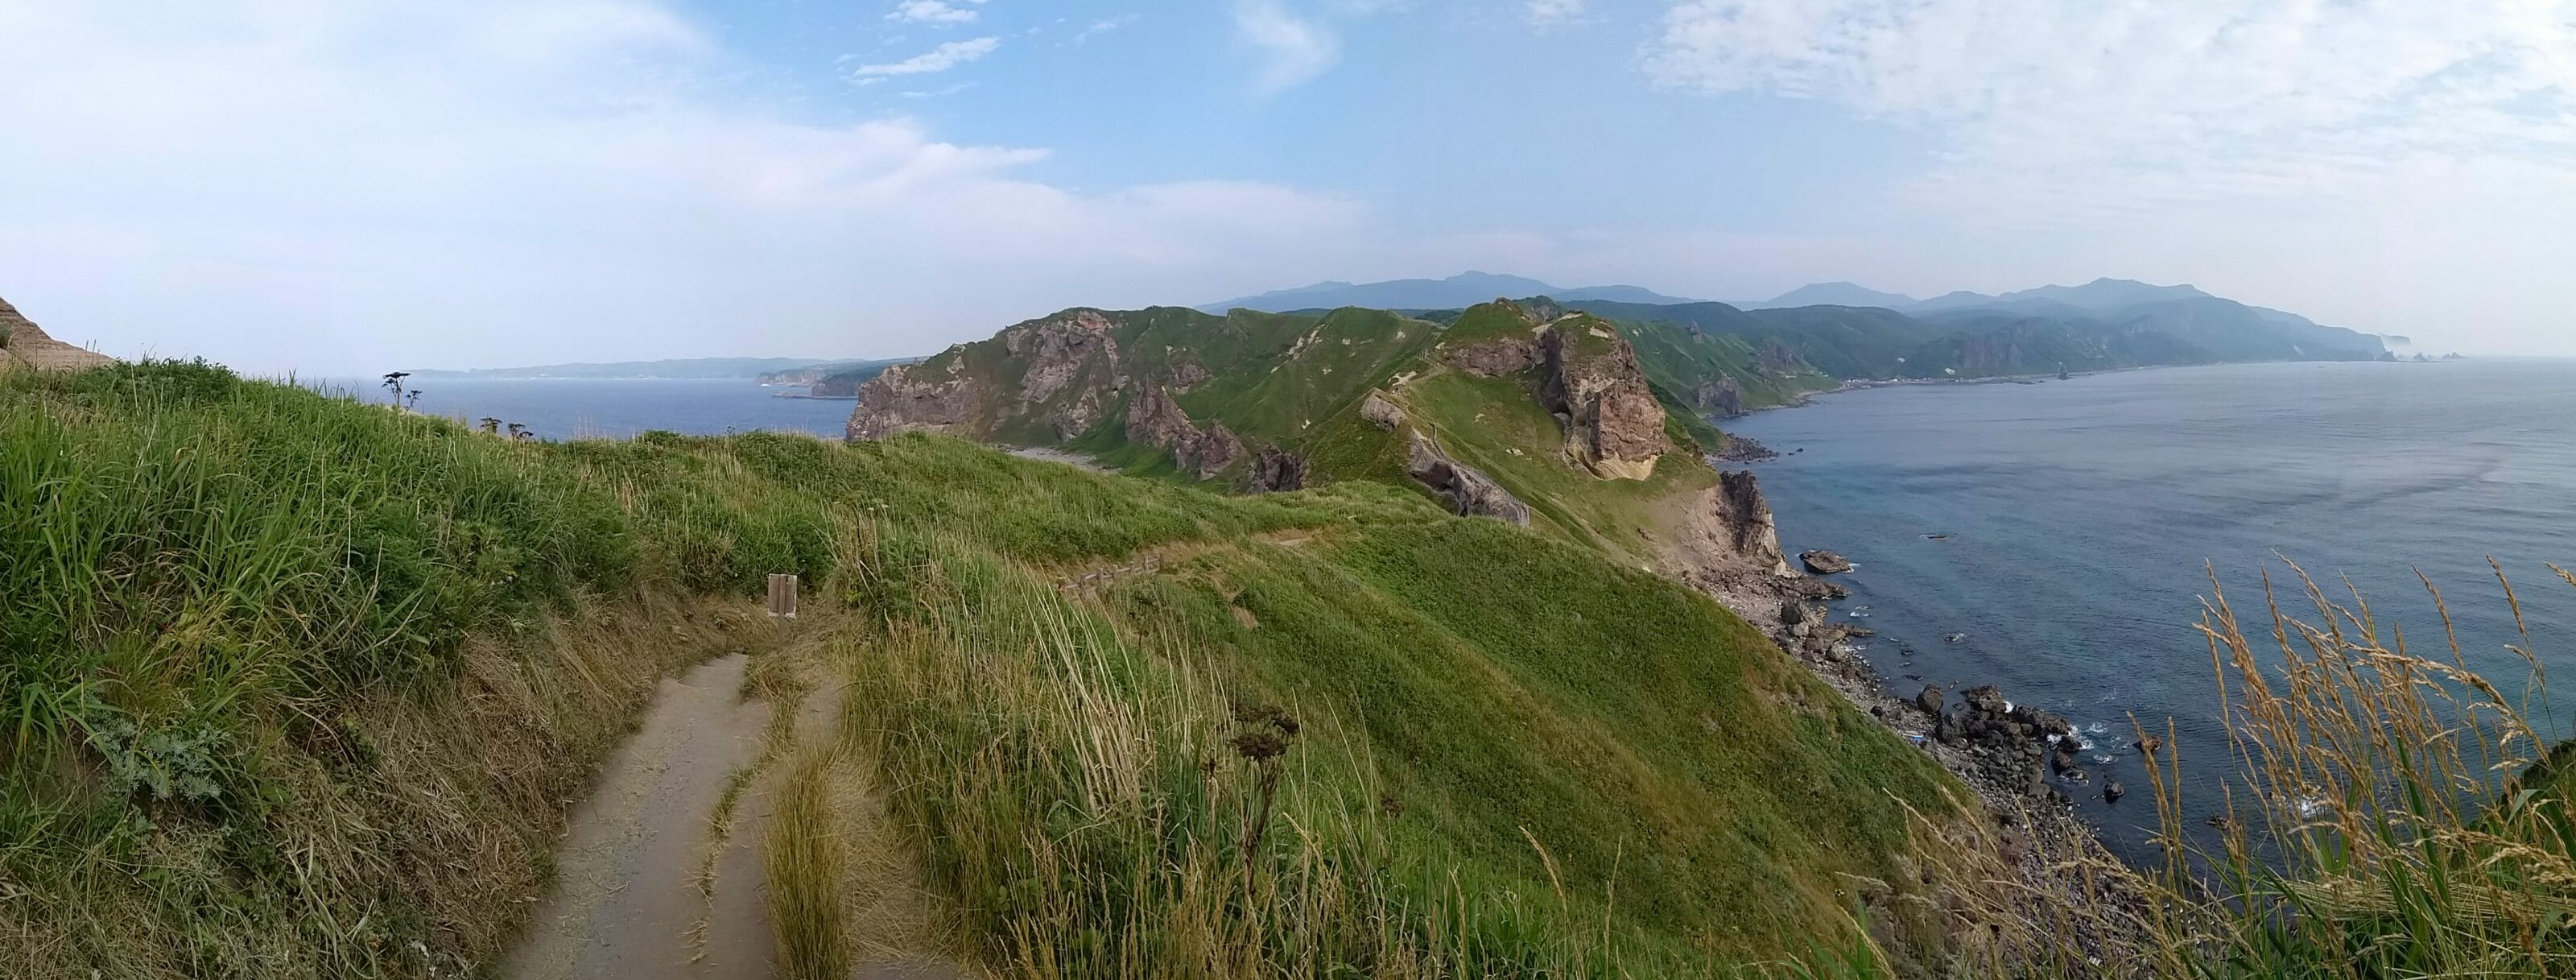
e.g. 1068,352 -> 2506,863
1198,274 -> 2389,381
407,357 -> 905,381
1198,271 -> 1701,313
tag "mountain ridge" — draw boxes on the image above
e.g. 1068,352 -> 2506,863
1198,271 -> 1702,313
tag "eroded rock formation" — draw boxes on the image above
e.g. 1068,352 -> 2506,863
1538,319 -> 1670,480
1125,385 -> 1244,479
0,296 -> 114,372
1405,431 -> 1530,525
1446,337 -> 1539,378
1005,309 -> 1119,405
846,360 -> 985,440
1692,377 -> 1745,417
1249,449 -> 1307,492
1358,391 -> 1404,430
1712,470 -> 1794,577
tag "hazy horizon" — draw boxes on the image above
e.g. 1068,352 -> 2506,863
4,1 -> 2571,375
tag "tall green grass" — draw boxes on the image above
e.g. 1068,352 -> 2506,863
836,504 -> 1963,978
0,362 -> 844,976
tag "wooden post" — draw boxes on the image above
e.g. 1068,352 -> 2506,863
767,573 -> 799,619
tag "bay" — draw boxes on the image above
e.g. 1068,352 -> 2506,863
1725,358 -> 2576,858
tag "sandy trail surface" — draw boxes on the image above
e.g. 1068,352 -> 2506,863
500,654 -> 774,980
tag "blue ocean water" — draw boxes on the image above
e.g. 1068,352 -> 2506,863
314,378 -> 857,441
1726,359 -> 2576,858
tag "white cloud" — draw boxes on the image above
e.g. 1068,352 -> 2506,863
1525,0 -> 1587,26
1070,15 -> 1137,45
1233,0 -> 1339,93
1641,0 -> 2576,221
851,36 -> 1000,77
0,1 -> 1369,373
887,0 -> 985,26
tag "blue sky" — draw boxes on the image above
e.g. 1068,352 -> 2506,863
2,0 -> 2571,372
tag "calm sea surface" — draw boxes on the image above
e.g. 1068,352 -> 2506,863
1726,359 -> 2576,858
314,378 -> 857,441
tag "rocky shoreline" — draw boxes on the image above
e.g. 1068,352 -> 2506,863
1654,463 -> 2142,928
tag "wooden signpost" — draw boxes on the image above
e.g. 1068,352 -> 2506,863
766,573 -> 799,619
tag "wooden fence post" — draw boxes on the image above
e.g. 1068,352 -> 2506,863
767,573 -> 799,619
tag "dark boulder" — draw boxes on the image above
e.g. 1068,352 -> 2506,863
1798,550 -> 1854,574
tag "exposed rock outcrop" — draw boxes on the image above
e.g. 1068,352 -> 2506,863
848,309 -> 1125,441
1249,449 -> 1307,492
1405,432 -> 1530,525
1691,377 -> 1745,417
1712,470 -> 1793,577
1446,337 -> 1539,378
1799,550 -> 1853,574
1358,391 -> 1404,430
1538,319 -> 1669,480
0,296 -> 114,372
846,360 -> 985,440
1125,385 -> 1243,479
1005,309 -> 1119,405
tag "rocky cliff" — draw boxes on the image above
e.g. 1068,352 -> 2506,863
1125,384 -> 1245,479
1538,316 -> 1670,480
0,296 -> 114,372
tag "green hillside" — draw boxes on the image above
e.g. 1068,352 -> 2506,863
2,359 -> 1963,977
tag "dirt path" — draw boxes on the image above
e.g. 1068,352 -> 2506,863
501,654 -> 777,980
502,649 -> 973,980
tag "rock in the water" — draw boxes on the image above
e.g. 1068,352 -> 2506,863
1798,550 -> 1853,574
1914,684 -> 1943,714
2103,780 -> 2125,803
2134,734 -> 2162,755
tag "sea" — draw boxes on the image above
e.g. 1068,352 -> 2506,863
1724,358 -> 2576,859
312,378 -> 858,441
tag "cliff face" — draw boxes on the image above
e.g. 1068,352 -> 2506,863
1125,385 -> 1245,479
1538,316 -> 1670,481
845,358 -> 988,440
0,296 -> 114,372
845,309 -> 1124,441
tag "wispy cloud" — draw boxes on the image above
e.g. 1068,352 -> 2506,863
851,36 -> 1000,78
1641,0 -> 2576,221
1070,15 -> 1137,45
1233,1 -> 1338,93
1524,0 -> 1586,27
887,0 -> 986,26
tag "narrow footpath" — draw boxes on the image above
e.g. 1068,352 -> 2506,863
500,650 -> 968,980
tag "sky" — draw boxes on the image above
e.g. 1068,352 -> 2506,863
2,0 -> 2571,374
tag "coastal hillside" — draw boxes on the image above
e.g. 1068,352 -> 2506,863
0,296 -> 115,372
843,300 -> 1817,595
3,357 -> 1964,976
